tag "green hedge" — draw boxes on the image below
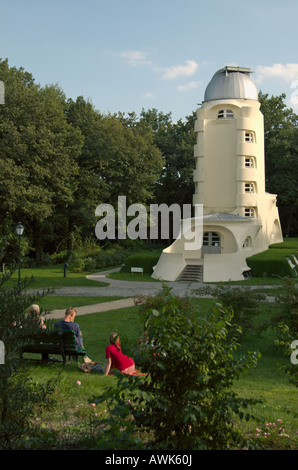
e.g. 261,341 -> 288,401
269,238 -> 298,250
121,250 -> 162,274
246,245 -> 297,278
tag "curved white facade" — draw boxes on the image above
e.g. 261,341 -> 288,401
152,66 -> 283,282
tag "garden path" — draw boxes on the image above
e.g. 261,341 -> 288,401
46,268 -> 277,319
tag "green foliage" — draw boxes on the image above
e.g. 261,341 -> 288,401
194,285 -> 266,335
269,238 -> 298,250
0,62 -> 163,262
0,272 -> 57,449
271,277 -> 298,334
94,287 -> 261,450
246,248 -> 297,278
121,250 -> 162,274
259,92 -> 298,237
140,109 -> 196,210
0,59 -> 83,262
275,323 -> 298,388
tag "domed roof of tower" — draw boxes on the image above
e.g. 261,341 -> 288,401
204,66 -> 258,102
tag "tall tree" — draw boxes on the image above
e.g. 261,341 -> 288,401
140,108 -> 196,208
259,92 -> 298,236
0,59 -> 83,261
66,100 -> 163,244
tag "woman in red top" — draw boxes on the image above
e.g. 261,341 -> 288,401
104,332 -> 135,376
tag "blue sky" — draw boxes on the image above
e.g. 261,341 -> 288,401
1,0 -> 298,121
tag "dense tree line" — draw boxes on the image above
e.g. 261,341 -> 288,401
259,92 -> 298,237
0,59 -> 297,264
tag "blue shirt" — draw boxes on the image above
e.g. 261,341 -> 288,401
54,320 -> 83,348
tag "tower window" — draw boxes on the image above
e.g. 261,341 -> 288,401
218,109 -> 234,119
245,183 -> 255,193
244,208 -> 255,218
245,132 -> 255,142
245,157 -> 255,168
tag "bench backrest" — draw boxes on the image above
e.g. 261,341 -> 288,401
27,329 -> 77,350
53,329 -> 78,350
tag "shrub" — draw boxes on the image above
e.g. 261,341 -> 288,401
94,250 -> 127,269
193,285 -> 266,335
246,248 -> 296,278
121,251 -> 161,274
72,258 -> 86,273
275,323 -> 298,389
272,277 -> 298,334
0,272 -> 57,449
94,287 -> 261,450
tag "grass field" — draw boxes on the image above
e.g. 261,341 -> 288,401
3,243 -> 298,450
5,263 -> 109,289
21,297 -> 298,450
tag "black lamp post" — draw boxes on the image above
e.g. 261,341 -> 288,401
16,221 -> 24,288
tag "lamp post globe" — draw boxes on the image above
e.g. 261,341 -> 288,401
16,222 -> 24,288
16,222 -> 24,237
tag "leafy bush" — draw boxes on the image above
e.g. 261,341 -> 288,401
194,285 -> 266,335
94,250 -> 127,269
246,246 -> 297,278
71,249 -> 128,272
0,273 -> 57,449
72,258 -> 87,273
275,323 -> 298,388
269,238 -> 298,250
272,277 -> 298,334
94,287 -> 261,450
121,250 -> 161,274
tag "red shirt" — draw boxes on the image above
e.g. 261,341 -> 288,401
105,343 -> 134,371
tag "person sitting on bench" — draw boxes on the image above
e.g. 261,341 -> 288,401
28,304 -> 46,330
54,307 -> 92,363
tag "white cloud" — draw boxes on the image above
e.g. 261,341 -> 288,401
120,50 -> 152,66
143,92 -> 155,99
177,81 -> 201,92
160,60 -> 198,80
255,63 -> 298,83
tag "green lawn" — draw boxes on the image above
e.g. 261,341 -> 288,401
5,263 -> 109,289
23,298 -> 298,450
4,246 -> 298,450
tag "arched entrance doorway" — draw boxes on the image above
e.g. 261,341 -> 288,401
202,231 -> 221,255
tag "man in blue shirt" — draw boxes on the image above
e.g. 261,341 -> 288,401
54,307 -> 92,363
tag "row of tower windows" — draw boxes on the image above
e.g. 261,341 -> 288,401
194,156 -> 256,170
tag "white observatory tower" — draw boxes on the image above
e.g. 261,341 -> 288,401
152,66 -> 283,282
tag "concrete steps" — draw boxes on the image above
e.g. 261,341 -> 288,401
177,265 -> 203,282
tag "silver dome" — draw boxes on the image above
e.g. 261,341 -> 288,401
204,66 -> 258,102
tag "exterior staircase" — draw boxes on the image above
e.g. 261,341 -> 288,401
176,264 -> 203,282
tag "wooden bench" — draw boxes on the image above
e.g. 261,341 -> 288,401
131,267 -> 143,275
20,329 -> 86,366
